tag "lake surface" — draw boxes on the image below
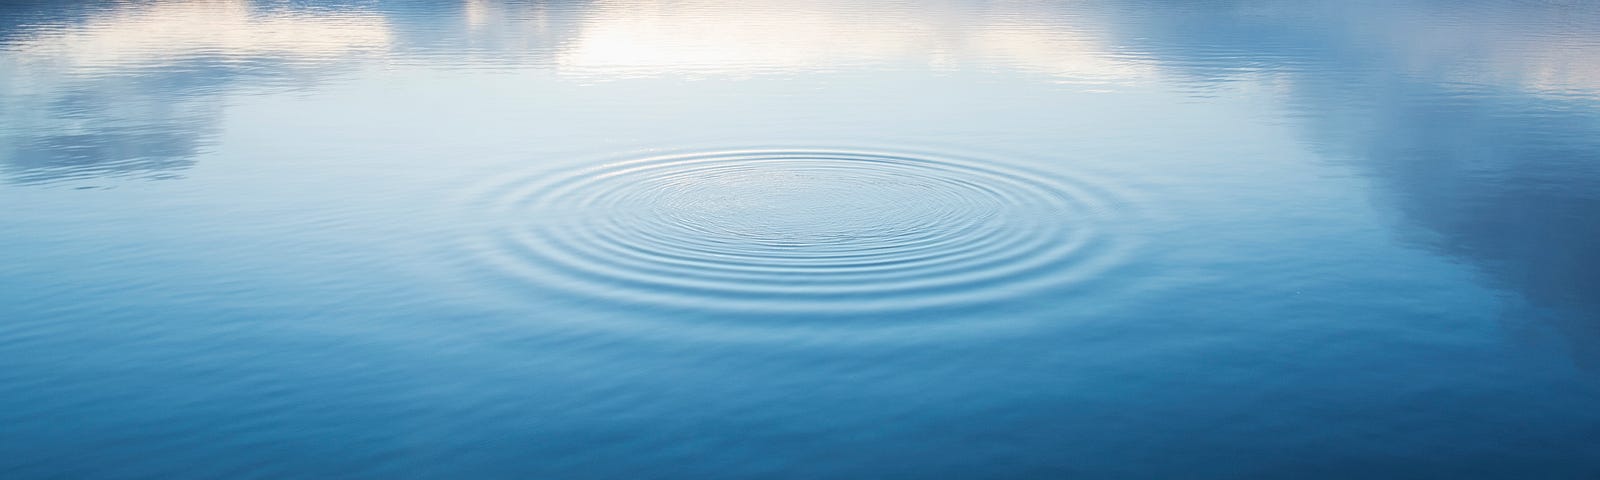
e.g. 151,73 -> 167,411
2,0 -> 1599,478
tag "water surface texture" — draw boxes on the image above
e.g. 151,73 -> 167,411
3,1 -> 1599,478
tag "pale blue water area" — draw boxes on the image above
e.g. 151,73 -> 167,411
2,0 -> 1599,478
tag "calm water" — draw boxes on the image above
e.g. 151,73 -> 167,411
3,0 -> 1599,478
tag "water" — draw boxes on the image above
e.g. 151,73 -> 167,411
2,1 -> 1598,478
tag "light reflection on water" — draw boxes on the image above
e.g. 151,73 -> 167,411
2,0 -> 1598,478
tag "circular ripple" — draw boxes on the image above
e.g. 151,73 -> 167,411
468,149 -> 1135,318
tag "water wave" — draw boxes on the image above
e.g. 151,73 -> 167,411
464,149 -> 1139,322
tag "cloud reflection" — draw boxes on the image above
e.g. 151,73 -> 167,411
5,1 -> 390,69
477,0 -> 1155,80
0,0 -> 1158,184
1092,0 -> 1600,365
0,0 -> 390,185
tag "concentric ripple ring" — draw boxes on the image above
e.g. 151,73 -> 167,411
467,149 -> 1137,318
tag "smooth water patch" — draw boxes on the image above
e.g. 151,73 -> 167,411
464,149 -> 1139,322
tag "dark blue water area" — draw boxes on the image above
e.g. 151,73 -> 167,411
2,1 -> 1599,478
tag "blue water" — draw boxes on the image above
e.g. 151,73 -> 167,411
2,1 -> 1599,478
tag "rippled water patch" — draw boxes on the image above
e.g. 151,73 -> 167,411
462,149 -> 1139,323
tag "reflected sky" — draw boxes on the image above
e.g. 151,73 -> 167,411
0,1 -> 390,184
0,0 -> 1163,182
4,0 -> 1592,323
1081,0 -> 1600,365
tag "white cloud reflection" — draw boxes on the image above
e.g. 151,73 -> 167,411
0,0 -> 1593,190
553,0 -> 1152,81
5,0 -> 391,72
